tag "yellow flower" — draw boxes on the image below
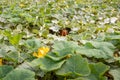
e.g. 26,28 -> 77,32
38,47 -> 49,53
33,47 -> 50,58
0,58 -> 2,66
19,3 -> 25,8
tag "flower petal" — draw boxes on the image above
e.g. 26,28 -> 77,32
33,52 -> 38,57
37,53 -> 44,58
0,58 -> 2,66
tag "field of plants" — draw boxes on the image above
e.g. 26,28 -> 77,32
0,0 -> 120,80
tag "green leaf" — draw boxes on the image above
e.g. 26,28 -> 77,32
18,52 -> 31,62
6,51 -> 30,63
51,41 -> 80,61
41,29 -> 49,38
3,30 -> 11,37
24,39 -> 42,50
82,40 -> 115,50
67,77 -> 90,80
109,68 -> 120,80
8,17 -> 21,23
55,54 -> 90,78
17,62 -> 33,70
51,47 -> 74,57
0,49 -> 6,57
87,62 -> 110,80
0,65 -> 13,79
76,40 -> 115,59
26,17 -> 34,23
46,52 -> 72,61
52,41 -> 79,51
0,45 -> 22,62
6,51 -> 19,62
106,35 -> 120,40
9,34 -> 22,45
76,47 -> 108,59
30,56 -> 66,72
3,69 -> 35,80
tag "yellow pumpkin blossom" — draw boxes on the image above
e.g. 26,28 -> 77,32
19,3 -> 25,8
33,47 -> 50,58
0,58 -> 2,66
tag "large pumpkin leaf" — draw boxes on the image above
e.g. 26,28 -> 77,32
47,47 -> 75,61
46,51 -> 73,61
0,65 -> 13,79
55,54 -> 90,78
51,41 -> 79,60
6,51 -> 29,63
52,41 -> 79,51
76,40 -> 115,59
105,34 -> 120,49
17,61 -> 46,77
24,39 -> 42,50
0,49 -> 7,57
49,41 -> 80,61
76,47 -> 109,59
30,56 -> 66,72
67,77 -> 90,80
105,35 -> 120,40
2,69 -> 35,80
17,62 -> 33,70
87,62 -> 110,80
0,45 -> 17,56
83,41 -> 115,49
0,44 -> 29,63
6,52 -> 18,62
109,68 -> 120,80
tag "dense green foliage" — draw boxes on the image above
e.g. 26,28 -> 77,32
0,0 -> 120,80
